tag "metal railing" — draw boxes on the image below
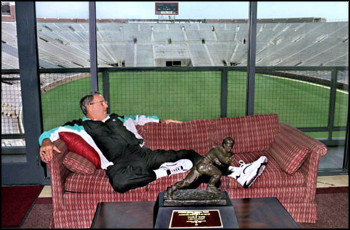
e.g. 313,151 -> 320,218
2,65 -> 348,148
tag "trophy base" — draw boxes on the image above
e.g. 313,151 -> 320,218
154,191 -> 239,228
164,189 -> 227,206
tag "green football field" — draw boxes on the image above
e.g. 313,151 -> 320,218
41,71 -> 348,138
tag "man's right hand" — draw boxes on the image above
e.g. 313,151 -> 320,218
39,139 -> 62,163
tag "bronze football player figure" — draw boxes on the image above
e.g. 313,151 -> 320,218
166,137 -> 235,199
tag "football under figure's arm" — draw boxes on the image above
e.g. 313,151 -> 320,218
213,147 -> 233,165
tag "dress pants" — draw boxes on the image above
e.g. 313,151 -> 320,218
106,147 -> 202,193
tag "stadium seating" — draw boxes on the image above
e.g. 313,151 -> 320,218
2,21 -> 348,69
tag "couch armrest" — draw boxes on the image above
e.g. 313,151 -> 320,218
276,123 -> 328,202
46,139 -> 71,210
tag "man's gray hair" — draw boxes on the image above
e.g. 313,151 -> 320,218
80,91 -> 102,115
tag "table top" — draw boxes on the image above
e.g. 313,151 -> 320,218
91,197 -> 299,228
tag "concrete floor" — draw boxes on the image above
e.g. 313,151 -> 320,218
319,146 -> 347,170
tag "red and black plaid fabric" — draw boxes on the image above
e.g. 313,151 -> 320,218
65,169 -> 114,193
139,119 -> 213,156
268,128 -> 310,175
63,152 -> 96,175
212,114 -> 280,153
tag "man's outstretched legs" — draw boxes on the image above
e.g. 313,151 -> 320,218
145,149 -> 202,169
106,148 -> 202,193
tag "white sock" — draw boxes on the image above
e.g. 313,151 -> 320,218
153,168 -> 168,179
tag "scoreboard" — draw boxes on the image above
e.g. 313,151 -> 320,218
155,2 -> 179,15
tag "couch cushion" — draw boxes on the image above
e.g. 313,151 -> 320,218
138,119 -> 213,156
59,132 -> 101,168
212,114 -> 280,153
65,169 -> 148,194
65,170 -> 113,193
63,152 -> 96,175
268,129 -> 310,175
146,175 -> 208,192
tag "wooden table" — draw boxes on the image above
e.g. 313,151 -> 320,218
91,197 -> 299,228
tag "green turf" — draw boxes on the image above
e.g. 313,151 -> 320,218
41,76 -> 102,130
108,71 -> 221,121
41,71 -> 348,140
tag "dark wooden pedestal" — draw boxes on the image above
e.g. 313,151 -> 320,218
154,191 -> 239,228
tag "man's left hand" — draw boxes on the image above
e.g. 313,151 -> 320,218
161,119 -> 183,124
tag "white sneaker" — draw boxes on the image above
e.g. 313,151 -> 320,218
228,156 -> 268,188
159,159 -> 193,176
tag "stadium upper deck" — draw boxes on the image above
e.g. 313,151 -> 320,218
1,18 -> 348,69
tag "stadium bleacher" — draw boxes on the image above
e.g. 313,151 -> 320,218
2,20 -> 348,69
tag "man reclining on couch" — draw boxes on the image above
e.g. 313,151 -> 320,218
39,92 -> 267,193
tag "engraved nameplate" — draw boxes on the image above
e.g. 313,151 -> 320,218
169,210 -> 223,228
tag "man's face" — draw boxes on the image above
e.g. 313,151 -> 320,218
86,94 -> 109,121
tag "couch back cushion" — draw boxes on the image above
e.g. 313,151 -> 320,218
137,119 -> 212,156
59,132 -> 101,168
268,125 -> 310,175
212,114 -> 280,153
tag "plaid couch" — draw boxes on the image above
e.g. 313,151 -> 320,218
47,114 -> 327,228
